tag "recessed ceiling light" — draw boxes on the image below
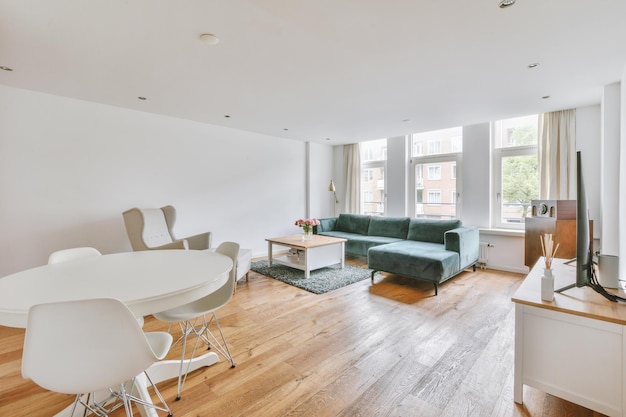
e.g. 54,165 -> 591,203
499,0 -> 516,8
137,96 -> 147,100
402,119 -> 412,123
283,128 -> 289,131
542,95 -> 551,99
224,115 -> 231,118
325,138 -> 331,141
528,63 -> 540,69
199,33 -> 219,45
0,66 -> 13,71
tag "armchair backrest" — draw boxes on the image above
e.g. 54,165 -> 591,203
123,206 -> 177,251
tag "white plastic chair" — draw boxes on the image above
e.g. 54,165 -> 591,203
47,247 -> 146,328
153,241 -> 239,400
22,298 -> 173,417
48,247 -> 102,264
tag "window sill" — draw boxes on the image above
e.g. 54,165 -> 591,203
479,228 -> 525,237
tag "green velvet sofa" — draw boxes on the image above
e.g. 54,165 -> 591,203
314,213 -> 479,295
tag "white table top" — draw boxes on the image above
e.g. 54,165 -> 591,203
0,250 -> 233,328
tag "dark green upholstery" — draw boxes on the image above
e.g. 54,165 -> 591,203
367,216 -> 410,239
314,213 -> 478,293
317,231 -> 402,256
445,227 -> 480,271
315,218 -> 337,233
407,219 -> 462,243
335,213 -> 371,234
368,241 -> 460,283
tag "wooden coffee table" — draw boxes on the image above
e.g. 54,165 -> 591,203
266,234 -> 347,278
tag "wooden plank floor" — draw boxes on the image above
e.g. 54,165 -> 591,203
0,256 -> 608,417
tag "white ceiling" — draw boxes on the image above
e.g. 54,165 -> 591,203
1,0 -> 625,144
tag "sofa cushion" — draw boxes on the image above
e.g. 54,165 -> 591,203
317,231 -> 402,257
316,218 -> 337,233
367,241 -> 460,283
407,219 -> 462,244
345,235 -> 404,257
367,216 -> 410,239
335,214 -> 371,235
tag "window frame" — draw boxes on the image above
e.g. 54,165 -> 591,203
360,139 -> 388,216
491,114 -> 540,230
409,152 -> 462,219
492,144 -> 538,229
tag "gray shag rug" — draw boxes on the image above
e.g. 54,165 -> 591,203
250,260 -> 372,294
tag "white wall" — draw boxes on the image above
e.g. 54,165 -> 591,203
332,145 -> 345,216
577,104 -> 602,244
462,123 -> 491,228
599,84 -> 620,254
386,136 -> 408,217
620,69 -> 626,279
308,141 -> 335,219
0,85 -> 333,277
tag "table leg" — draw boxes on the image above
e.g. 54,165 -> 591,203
513,303 -> 523,404
304,249 -> 310,279
340,242 -> 345,269
268,241 -> 273,267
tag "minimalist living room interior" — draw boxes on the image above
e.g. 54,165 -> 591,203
1,1 -> 626,417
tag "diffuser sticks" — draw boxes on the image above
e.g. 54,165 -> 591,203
540,233 -> 560,269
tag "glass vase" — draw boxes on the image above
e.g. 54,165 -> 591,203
302,229 -> 313,241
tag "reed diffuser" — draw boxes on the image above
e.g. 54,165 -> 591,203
540,233 -> 559,301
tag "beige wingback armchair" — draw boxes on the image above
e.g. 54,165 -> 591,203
122,205 -> 212,251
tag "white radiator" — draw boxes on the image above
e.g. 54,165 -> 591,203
479,242 -> 489,264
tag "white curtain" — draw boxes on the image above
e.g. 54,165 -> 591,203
539,109 -> 576,199
343,144 -> 361,214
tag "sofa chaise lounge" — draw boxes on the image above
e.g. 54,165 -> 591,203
314,214 -> 479,295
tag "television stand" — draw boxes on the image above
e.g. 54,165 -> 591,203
512,257 -> 626,417
553,282 -> 576,293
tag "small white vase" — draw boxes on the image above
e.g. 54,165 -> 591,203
541,268 -> 554,301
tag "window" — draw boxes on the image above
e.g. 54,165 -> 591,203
428,140 -> 441,155
492,115 -> 539,228
416,189 -> 424,214
428,165 -> 441,180
428,190 -> 441,205
360,139 -> 387,216
410,127 -> 462,219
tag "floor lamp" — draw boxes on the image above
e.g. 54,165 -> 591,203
328,180 -> 339,217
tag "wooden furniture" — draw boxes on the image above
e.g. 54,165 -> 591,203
0,250 -> 233,417
266,234 -> 347,278
512,257 -> 626,417
524,200 -> 577,267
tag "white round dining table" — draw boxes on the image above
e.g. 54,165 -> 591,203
0,249 -> 233,417
0,250 -> 232,328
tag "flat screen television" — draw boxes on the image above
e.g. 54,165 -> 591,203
555,151 -> 592,292
574,150 -> 593,287
556,151 -> 624,302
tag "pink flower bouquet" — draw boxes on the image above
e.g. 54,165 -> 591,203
294,218 -> 320,233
